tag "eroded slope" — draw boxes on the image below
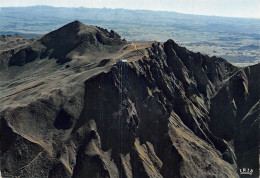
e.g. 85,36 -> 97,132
0,21 -> 259,178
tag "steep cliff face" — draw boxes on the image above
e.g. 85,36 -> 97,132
0,21 -> 259,178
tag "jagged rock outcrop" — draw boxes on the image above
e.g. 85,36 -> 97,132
0,21 -> 259,178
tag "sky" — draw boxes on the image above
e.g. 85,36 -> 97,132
1,0 -> 260,19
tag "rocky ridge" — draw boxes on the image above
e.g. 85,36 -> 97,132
0,21 -> 259,178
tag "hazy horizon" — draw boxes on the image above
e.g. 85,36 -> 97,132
1,0 -> 260,19
1,5 -> 260,20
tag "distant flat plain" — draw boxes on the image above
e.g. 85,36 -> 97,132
1,6 -> 259,66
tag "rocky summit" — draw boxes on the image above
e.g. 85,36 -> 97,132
0,21 -> 259,178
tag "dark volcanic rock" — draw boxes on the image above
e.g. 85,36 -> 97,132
0,21 -> 259,178
7,20 -> 126,67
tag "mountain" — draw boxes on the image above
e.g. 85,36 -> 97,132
0,21 -> 259,178
1,6 -> 260,65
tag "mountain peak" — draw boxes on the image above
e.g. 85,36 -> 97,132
62,20 -> 86,31
8,21 -> 126,66
41,20 -> 86,41
71,20 -> 84,25
37,21 -> 125,62
40,20 -> 124,45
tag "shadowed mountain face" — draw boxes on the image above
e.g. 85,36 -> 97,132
8,20 -> 124,66
0,21 -> 259,178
